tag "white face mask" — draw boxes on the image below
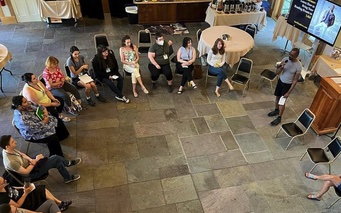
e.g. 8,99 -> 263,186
156,40 -> 164,46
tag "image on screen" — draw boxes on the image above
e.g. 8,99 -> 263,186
307,0 -> 341,46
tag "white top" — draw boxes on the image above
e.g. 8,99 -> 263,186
207,49 -> 226,67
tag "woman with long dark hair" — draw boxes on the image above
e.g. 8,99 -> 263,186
207,38 -> 234,97
119,35 -> 149,98
92,45 -> 130,103
176,37 -> 197,94
66,46 -> 106,106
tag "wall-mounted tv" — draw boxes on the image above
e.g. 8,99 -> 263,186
287,0 -> 341,46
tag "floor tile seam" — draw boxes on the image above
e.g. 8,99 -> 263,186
242,149 -> 271,155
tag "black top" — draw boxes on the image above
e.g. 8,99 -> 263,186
92,50 -> 120,81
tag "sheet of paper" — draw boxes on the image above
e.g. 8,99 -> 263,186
79,74 -> 93,84
278,96 -> 286,106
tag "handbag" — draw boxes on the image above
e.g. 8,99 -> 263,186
200,55 -> 208,66
193,65 -> 203,79
69,94 -> 82,112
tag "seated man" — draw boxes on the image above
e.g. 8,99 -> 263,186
148,32 -> 174,92
0,135 -> 81,184
305,172 -> 341,201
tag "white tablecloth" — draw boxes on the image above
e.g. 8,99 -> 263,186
205,7 -> 267,27
311,55 -> 341,77
272,16 -> 301,46
0,44 -> 12,71
198,26 -> 254,66
38,0 -> 82,19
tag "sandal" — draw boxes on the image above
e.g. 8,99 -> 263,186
142,87 -> 149,94
133,92 -> 138,98
307,194 -> 320,201
177,90 -> 183,94
305,173 -> 317,180
59,115 -> 71,122
215,91 -> 221,97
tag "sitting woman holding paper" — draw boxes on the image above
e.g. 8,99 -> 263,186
66,46 -> 106,106
0,177 -> 71,212
42,56 -> 81,115
11,96 -> 65,157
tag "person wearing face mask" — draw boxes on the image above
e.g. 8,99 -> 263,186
148,32 -> 174,93
267,48 -> 302,126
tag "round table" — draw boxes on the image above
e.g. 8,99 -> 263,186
0,44 -> 13,92
197,26 -> 254,66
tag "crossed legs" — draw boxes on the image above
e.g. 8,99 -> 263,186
306,173 -> 341,200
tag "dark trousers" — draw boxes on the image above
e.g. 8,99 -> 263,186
102,76 -> 124,98
148,64 -> 173,81
176,62 -> 194,86
29,155 -> 71,181
29,134 -> 64,157
46,96 -> 64,117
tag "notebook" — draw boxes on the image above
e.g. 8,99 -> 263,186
36,107 -> 44,120
79,74 -> 94,84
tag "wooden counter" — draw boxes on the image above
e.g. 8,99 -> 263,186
310,76 -> 341,135
134,0 -> 210,24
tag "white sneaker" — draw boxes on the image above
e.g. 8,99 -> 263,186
115,96 -> 130,103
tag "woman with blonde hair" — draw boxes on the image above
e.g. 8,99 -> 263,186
120,35 -> 149,97
207,38 -> 234,97
42,56 -> 81,115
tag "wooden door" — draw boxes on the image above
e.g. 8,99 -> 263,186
10,0 -> 41,22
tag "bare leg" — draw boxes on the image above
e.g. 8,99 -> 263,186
45,189 -> 62,205
307,173 -> 341,199
167,80 -> 173,86
90,82 -> 99,95
274,96 -> 280,110
133,83 -> 138,97
215,86 -> 220,97
225,78 -> 234,90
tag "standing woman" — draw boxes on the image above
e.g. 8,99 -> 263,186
42,56 -> 81,115
207,38 -> 234,97
119,35 -> 149,98
66,46 -> 107,106
92,45 -> 130,103
176,37 -> 197,94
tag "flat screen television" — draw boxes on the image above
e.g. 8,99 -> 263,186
287,0 -> 341,46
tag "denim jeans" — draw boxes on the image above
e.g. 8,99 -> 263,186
29,155 -> 71,181
208,65 -> 227,87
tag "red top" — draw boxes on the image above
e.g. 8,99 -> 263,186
42,66 -> 65,90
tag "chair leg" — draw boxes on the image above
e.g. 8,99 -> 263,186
257,78 -> 262,88
328,197 -> 341,209
329,164 -> 331,174
270,81 -> 273,91
309,164 -> 317,173
285,138 -> 295,150
275,127 -> 282,138
299,152 -> 307,161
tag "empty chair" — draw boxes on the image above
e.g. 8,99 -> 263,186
276,108 -> 315,150
231,58 -> 253,96
328,186 -> 341,209
258,69 -> 277,91
137,30 -> 152,53
94,34 -> 109,52
300,137 -> 341,174
245,24 -> 257,38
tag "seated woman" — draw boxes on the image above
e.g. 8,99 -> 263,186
0,201 -> 61,213
305,172 -> 341,201
207,38 -> 234,97
0,177 -> 70,212
176,37 -> 197,94
11,96 -> 64,157
66,46 -> 107,106
42,56 -> 81,116
119,35 -> 149,98
21,73 -> 71,126
92,45 -> 130,103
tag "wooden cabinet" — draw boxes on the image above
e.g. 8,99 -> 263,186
137,2 -> 209,24
138,4 -> 176,25
309,77 -> 341,135
176,2 -> 209,22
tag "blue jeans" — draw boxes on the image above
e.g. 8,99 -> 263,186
29,155 -> 71,181
208,65 -> 227,87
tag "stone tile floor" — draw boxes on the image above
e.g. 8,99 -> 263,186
0,14 -> 340,213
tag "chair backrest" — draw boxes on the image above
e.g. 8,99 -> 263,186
38,73 -> 46,86
298,108 -> 315,129
94,34 -> 109,52
328,137 -> 341,158
236,58 -> 253,76
196,29 -> 202,43
138,30 -> 152,53
64,63 -> 71,77
245,25 -> 256,38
